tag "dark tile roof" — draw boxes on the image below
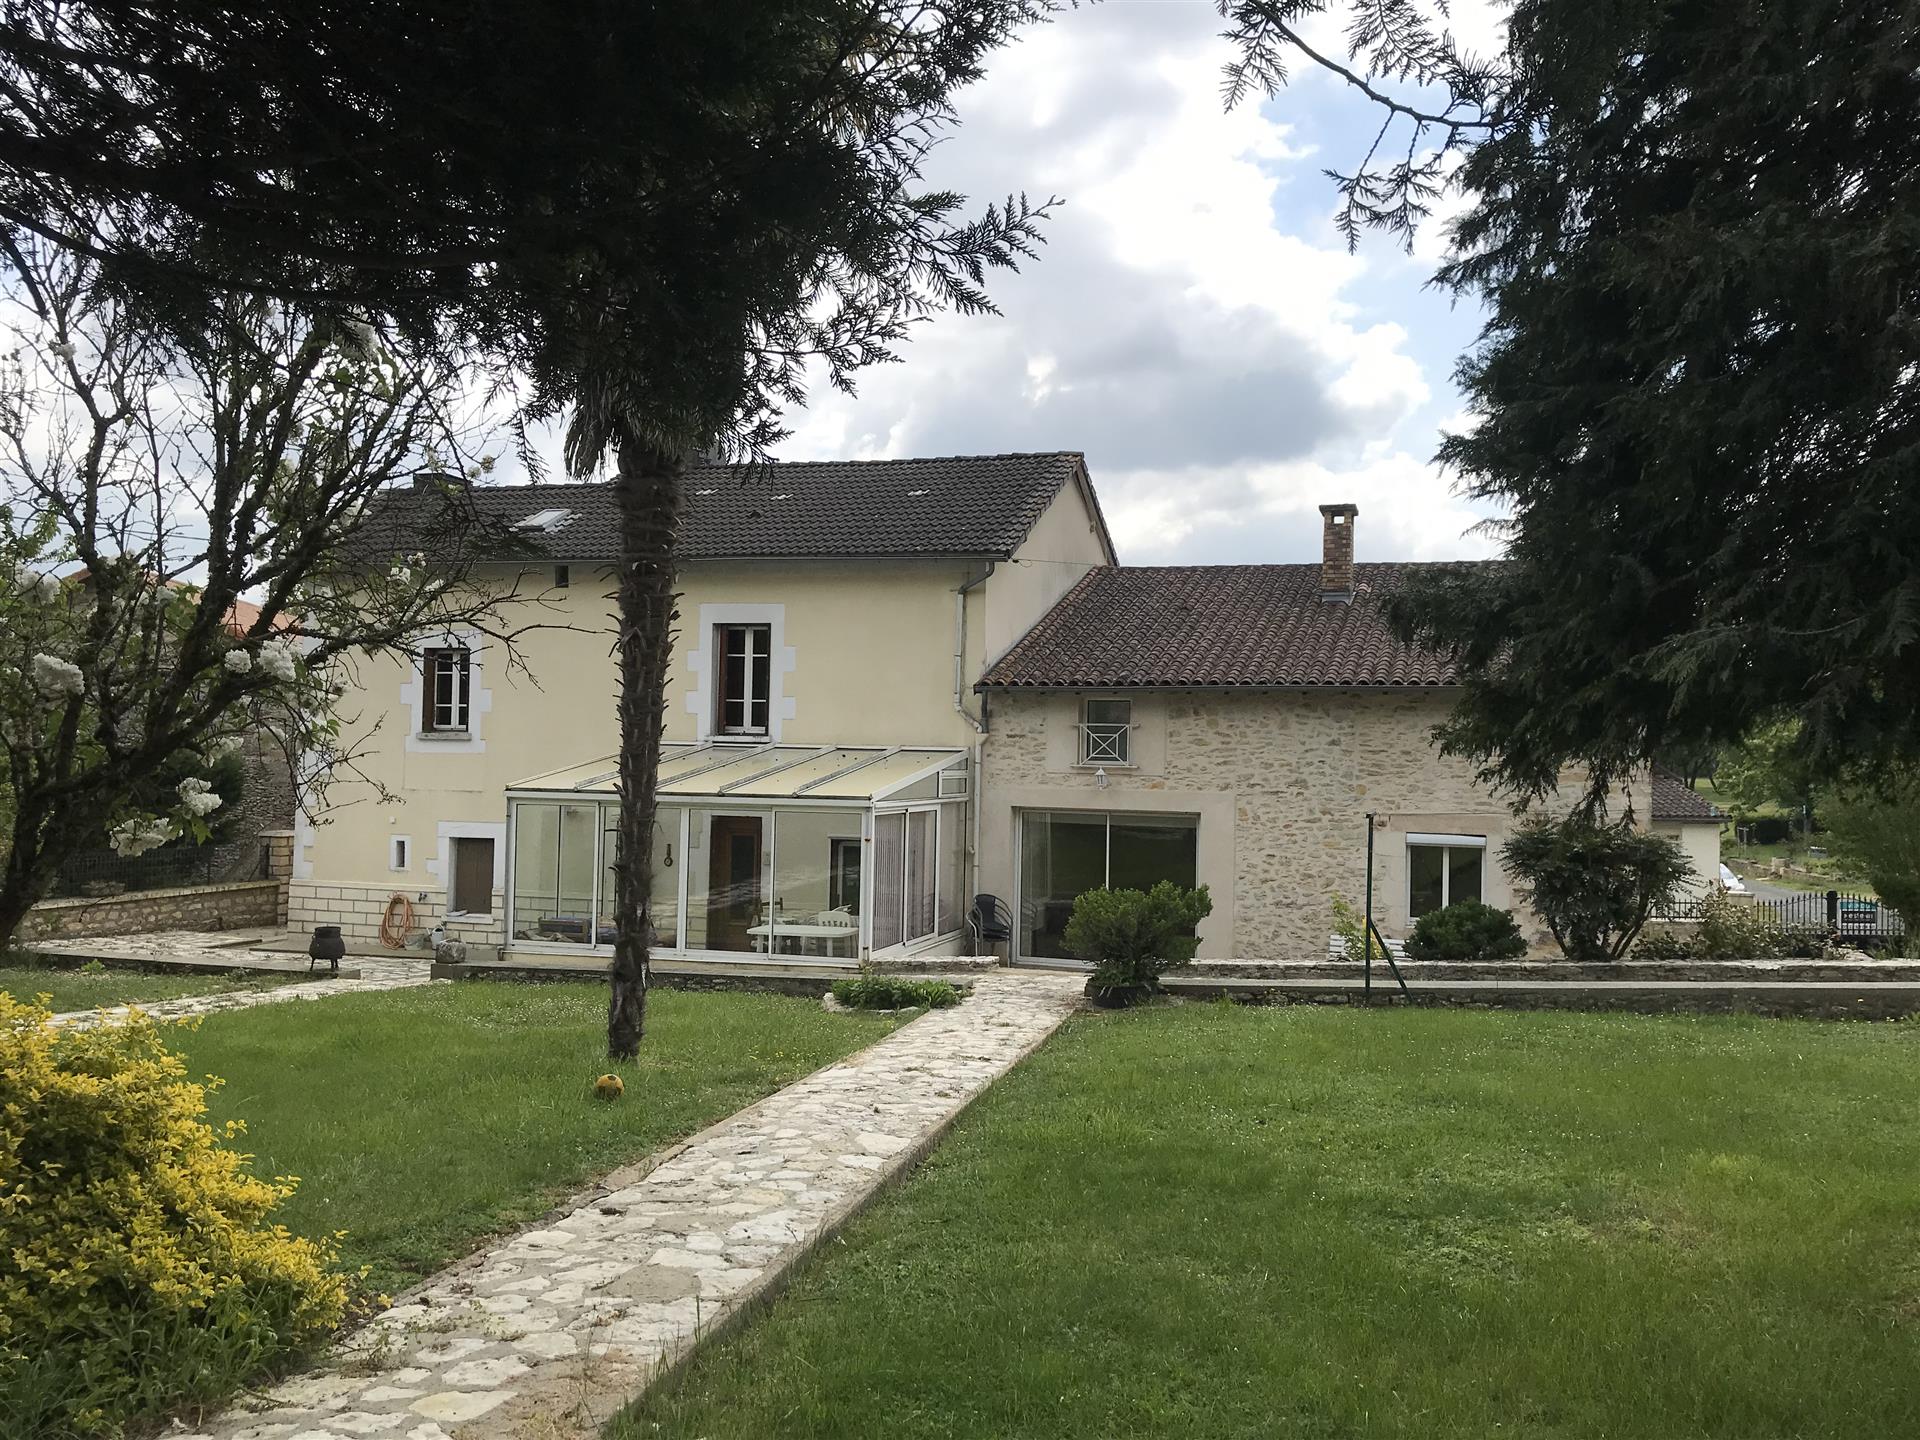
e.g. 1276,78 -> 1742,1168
979,563 -> 1464,690
368,453 -> 1101,563
1650,770 -> 1727,822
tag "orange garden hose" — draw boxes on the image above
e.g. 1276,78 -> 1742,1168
379,892 -> 416,949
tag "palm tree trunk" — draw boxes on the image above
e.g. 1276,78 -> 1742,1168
607,425 -> 685,1059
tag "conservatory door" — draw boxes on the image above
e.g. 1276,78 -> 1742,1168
705,815 -> 765,952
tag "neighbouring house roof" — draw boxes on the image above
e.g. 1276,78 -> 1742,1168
978,563 -> 1464,690
370,452 -> 1111,563
1650,770 -> 1727,822
64,568 -> 293,635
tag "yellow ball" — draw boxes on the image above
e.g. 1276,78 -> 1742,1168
593,1073 -> 625,1101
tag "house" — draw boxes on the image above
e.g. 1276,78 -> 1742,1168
290,454 -> 1114,956
300,467 -> 1721,963
1649,771 -> 1729,894
974,504 -> 1724,960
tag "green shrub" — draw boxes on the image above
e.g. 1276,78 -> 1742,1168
1063,880 -> 1212,1005
1636,891 -> 1798,962
1502,816 -> 1692,963
0,994 -> 348,1439
1694,891 -> 1795,959
830,976 -> 961,1011
1632,928 -> 1695,961
1404,900 -> 1528,962
1330,892 -> 1390,962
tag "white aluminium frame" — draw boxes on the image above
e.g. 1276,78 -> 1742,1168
1009,808 -> 1203,965
504,793 -> 965,964
1405,832 -> 1489,918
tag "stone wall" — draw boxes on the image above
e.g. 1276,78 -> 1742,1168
18,879 -> 284,942
981,688 -> 1548,961
288,878 -> 505,949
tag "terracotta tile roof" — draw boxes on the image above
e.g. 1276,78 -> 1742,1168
980,563 -> 1465,690
1650,770 -> 1727,822
368,453 -> 1106,563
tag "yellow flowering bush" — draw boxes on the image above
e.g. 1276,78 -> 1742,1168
0,993 -> 348,1438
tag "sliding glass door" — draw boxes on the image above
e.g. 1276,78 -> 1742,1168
1017,810 -> 1199,961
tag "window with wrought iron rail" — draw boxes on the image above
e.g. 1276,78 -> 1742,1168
1077,697 -> 1132,766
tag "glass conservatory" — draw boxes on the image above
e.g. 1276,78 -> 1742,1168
504,743 -> 971,964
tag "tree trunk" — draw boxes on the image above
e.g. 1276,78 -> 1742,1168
607,426 -> 686,1060
0,792 -> 100,953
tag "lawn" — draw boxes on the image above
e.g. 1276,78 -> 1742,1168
621,1004 -> 1920,1440
0,958 -> 296,1013
174,981 -> 895,1296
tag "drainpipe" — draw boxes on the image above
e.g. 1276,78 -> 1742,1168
955,565 -> 994,953
953,564 -> 994,737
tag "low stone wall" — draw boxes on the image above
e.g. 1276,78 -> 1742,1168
1185,956 -> 1920,982
1175,980 -> 1920,1021
17,879 -> 284,942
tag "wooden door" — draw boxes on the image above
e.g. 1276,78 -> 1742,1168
451,837 -> 495,916
706,816 -> 763,951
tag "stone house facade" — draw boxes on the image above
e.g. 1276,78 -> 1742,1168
977,505 -> 1717,962
977,686 -> 1538,960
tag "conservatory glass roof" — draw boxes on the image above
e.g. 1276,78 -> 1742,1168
508,743 -> 968,803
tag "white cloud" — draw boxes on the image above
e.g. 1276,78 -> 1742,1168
775,2 -> 1500,564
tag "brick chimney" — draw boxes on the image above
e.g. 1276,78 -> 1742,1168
1319,503 -> 1358,601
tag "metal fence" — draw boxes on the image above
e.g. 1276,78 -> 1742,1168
47,845 -> 219,899
1656,888 -> 1905,945
1758,889 -> 1906,943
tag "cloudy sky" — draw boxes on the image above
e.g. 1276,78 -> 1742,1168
503,4 -> 1506,567
774,1 -> 1508,567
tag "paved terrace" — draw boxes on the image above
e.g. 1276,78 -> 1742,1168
179,970 -> 1086,1440
39,930 -> 438,1028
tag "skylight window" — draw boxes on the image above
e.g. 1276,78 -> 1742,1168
513,507 -> 574,532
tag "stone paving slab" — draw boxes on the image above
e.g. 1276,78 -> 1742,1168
178,970 -> 1086,1440
26,928 -> 363,978
47,943 -> 437,1030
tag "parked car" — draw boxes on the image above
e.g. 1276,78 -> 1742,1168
1718,864 -> 1749,895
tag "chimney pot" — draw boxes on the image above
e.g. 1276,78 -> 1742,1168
1318,503 -> 1358,601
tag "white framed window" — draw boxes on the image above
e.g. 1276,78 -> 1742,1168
389,835 -> 411,872
716,623 -> 771,735
404,629 -> 489,754
1079,697 -> 1132,766
1407,833 -> 1488,918
422,646 -> 471,733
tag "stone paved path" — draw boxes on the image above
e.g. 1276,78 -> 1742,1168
46,946 -> 437,1030
181,971 -> 1086,1440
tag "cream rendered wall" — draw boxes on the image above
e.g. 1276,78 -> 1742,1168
979,688 -> 1539,960
1654,819 -> 1724,893
980,472 -> 1112,665
302,555 -> 1031,921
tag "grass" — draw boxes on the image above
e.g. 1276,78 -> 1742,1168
173,981 -> 895,1297
0,958 -> 296,1013
619,1004 -> 1920,1440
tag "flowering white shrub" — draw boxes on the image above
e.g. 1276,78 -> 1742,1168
13,565 -> 60,603
176,776 -> 224,818
108,816 -> 176,857
222,648 -> 253,674
257,642 -> 298,684
30,653 -> 83,700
